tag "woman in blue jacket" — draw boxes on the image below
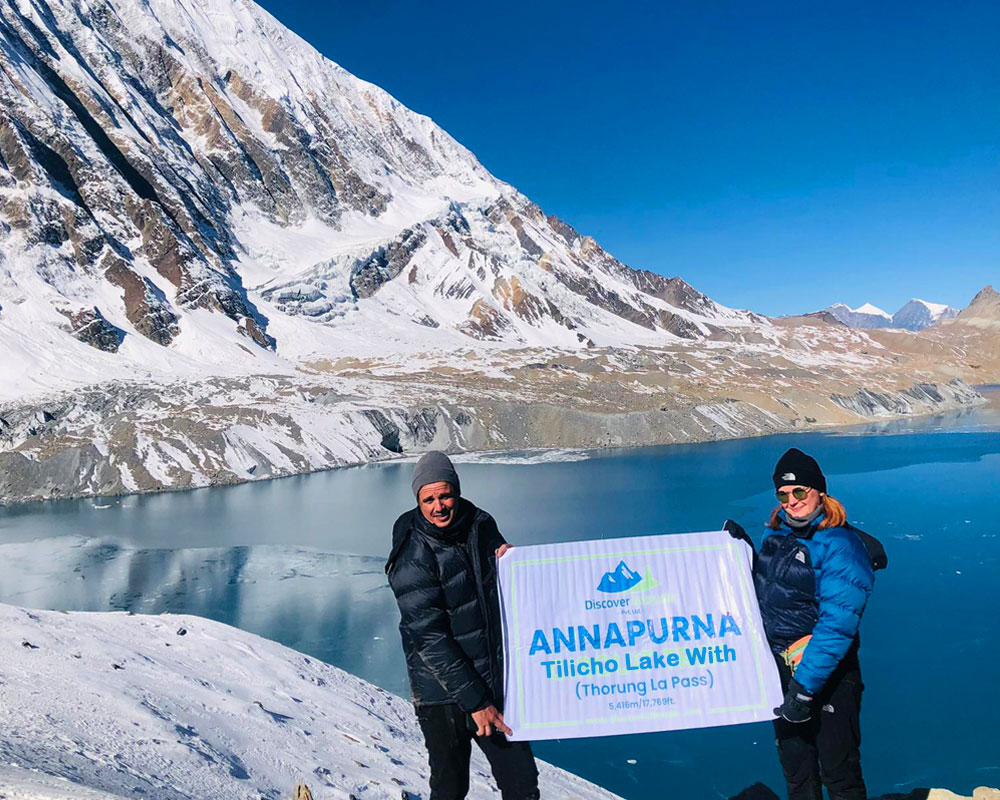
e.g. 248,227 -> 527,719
750,448 -> 882,800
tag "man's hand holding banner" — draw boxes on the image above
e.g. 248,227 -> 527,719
498,531 -> 782,741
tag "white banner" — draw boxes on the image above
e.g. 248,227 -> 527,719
498,531 -> 782,741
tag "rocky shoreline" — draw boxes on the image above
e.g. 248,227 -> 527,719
0,372 -> 984,506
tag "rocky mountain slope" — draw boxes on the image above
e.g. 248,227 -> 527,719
946,285 -> 1000,329
0,0 -> 757,398
0,0 -> 992,504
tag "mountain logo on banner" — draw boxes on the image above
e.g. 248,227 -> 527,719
597,561 -> 645,593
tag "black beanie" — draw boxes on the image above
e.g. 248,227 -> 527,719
772,448 -> 827,493
411,451 -> 461,499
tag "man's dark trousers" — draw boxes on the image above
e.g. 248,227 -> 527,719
774,659 -> 866,800
416,703 -> 540,800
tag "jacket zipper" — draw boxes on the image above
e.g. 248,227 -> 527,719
463,516 -> 498,701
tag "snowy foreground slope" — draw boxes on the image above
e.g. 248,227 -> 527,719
0,605 -> 621,800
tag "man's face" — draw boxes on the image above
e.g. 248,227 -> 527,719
418,481 -> 458,528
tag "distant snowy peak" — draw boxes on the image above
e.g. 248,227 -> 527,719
854,303 -> 892,318
0,0 -> 764,400
891,298 -> 958,331
825,303 -> 893,329
823,299 -> 957,331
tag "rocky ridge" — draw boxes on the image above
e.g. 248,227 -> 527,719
0,337 -> 985,503
946,285 -> 1000,329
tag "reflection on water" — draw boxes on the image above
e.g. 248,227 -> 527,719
0,537 -> 408,696
1,395 -> 999,798
840,392 -> 1000,436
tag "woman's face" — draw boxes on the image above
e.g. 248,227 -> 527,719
777,485 -> 823,518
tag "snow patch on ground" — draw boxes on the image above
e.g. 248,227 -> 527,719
451,448 -> 593,465
0,604 -> 621,800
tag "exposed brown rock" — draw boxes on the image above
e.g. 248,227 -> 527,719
656,310 -> 702,339
56,306 -> 125,352
550,265 -> 657,330
239,317 -> 271,349
351,227 -> 427,299
437,228 -> 460,257
461,299 -> 514,340
546,214 -> 581,247
104,256 -> 180,346
493,275 -> 573,329
508,214 -> 543,257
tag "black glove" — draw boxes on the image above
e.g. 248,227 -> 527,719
723,519 -> 753,549
774,678 -> 814,723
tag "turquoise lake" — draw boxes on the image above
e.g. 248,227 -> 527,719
1,395 -> 998,798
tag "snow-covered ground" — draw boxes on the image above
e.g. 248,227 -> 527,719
0,605 -> 621,800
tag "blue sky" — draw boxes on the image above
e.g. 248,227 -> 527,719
257,1 -> 999,317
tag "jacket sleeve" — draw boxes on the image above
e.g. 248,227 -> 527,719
794,530 -> 875,694
388,556 -> 492,712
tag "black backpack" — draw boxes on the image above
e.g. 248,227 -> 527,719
847,524 -> 888,571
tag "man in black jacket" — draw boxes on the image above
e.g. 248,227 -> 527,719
385,451 -> 540,800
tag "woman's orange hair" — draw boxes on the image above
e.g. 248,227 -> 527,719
768,494 -> 847,530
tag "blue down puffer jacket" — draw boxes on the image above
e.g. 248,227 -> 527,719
754,512 -> 875,695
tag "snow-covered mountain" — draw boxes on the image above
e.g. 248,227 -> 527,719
891,299 -> 959,331
0,0 -> 762,401
823,299 -> 958,331
825,303 -> 894,329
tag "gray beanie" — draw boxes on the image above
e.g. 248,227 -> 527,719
411,451 -> 461,499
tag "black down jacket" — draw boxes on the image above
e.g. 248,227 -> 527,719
385,498 -> 507,712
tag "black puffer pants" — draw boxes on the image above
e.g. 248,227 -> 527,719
774,658 -> 866,800
416,703 -> 540,800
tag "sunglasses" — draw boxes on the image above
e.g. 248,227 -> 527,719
776,487 -> 812,503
